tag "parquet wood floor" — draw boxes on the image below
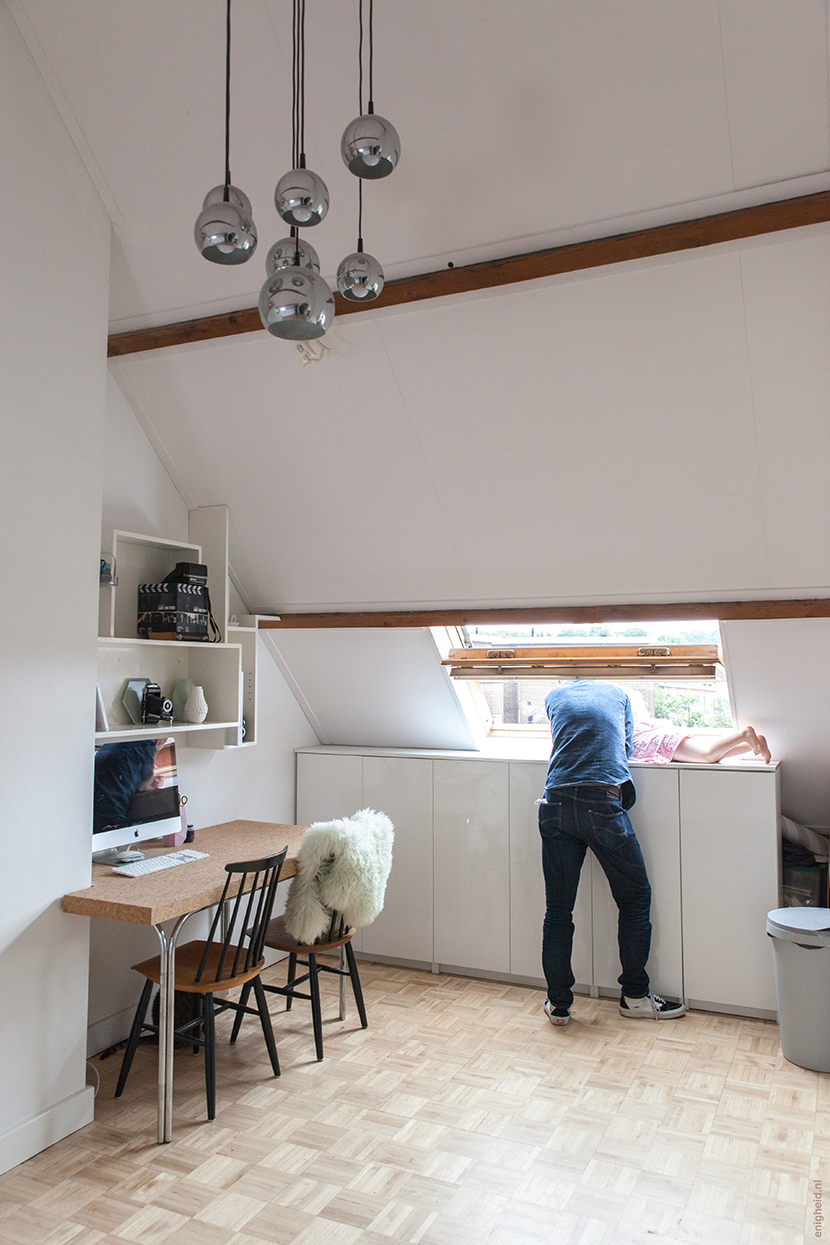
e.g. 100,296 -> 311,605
1,961 -> 825,1245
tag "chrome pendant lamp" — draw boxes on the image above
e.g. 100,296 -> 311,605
194,0 -> 257,264
337,0 -> 388,302
340,0 -> 400,179
259,0 -> 334,339
337,181 -> 384,301
274,0 -> 329,227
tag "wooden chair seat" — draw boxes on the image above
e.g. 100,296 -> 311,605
132,940 -> 267,992
263,913 -> 356,954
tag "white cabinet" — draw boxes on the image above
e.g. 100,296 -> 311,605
680,766 -> 780,1014
433,759 -> 511,974
295,751 -> 434,963
362,756 -> 433,964
295,748 -> 781,1018
296,752 -> 363,824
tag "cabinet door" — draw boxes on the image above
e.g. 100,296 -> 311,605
296,752 -> 363,825
680,767 -> 779,1013
591,767 -> 682,1000
433,760 -> 510,973
509,762 -> 592,989
361,756 -> 434,963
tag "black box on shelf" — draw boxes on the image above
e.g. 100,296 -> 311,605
137,580 -> 209,642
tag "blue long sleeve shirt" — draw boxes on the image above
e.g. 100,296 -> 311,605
544,682 -> 633,792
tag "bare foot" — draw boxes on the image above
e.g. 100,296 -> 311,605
745,727 -> 771,763
754,732 -> 771,764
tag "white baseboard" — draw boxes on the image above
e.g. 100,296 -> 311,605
0,1087 -> 95,1176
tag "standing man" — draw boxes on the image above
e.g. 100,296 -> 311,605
539,681 -> 685,1026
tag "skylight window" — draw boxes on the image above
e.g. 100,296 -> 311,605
441,621 -> 731,736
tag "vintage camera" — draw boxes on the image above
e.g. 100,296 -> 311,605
141,682 -> 174,725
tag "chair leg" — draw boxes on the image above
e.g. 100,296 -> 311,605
285,953 -> 297,1012
307,954 -> 324,1061
338,947 -> 346,1021
252,975 -> 281,1077
192,996 -> 201,1055
229,981 -> 253,1045
115,978 -> 153,1098
344,941 -> 368,1029
203,993 -> 216,1121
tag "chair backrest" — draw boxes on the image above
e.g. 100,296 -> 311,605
195,847 -> 287,984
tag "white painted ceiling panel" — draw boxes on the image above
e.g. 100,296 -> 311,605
719,0 -> 830,189
375,250 -> 769,603
14,0 -> 827,332
110,327 -> 472,608
738,227 -> 830,590
110,232 -> 830,615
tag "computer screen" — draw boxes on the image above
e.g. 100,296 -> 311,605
92,737 -> 181,861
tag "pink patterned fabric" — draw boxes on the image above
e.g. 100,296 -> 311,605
631,719 -> 690,764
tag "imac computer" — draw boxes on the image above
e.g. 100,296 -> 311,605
92,737 -> 181,863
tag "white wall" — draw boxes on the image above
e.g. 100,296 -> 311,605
722,618 -> 830,828
87,383 -> 319,1056
0,3 -> 111,1173
264,627 -> 478,750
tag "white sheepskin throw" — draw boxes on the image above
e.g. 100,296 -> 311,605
283,808 -> 394,945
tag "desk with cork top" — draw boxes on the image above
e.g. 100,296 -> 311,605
64,820 -> 308,1143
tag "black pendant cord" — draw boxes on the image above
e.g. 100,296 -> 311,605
357,179 -> 364,253
294,0 -> 302,169
293,0 -> 307,169
223,0 -> 232,199
358,0 -> 364,114
368,0 -> 374,113
291,0 -> 305,265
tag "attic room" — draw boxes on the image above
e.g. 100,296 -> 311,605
3,0 -> 830,1239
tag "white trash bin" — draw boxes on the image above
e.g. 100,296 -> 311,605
767,906 -> 830,1072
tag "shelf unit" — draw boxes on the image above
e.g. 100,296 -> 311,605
96,508 -> 258,750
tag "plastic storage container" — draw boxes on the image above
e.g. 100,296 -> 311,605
766,906 -> 830,1071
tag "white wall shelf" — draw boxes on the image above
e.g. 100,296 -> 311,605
100,530 -> 202,640
96,635 -> 242,747
95,510 -> 273,752
96,510 -> 255,752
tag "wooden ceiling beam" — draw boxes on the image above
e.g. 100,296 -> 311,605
256,599 -> 830,629
108,188 -> 830,357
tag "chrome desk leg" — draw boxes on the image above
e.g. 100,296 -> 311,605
339,947 -> 346,1020
155,914 -> 190,1144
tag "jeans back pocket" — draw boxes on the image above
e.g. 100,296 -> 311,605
588,804 -> 632,852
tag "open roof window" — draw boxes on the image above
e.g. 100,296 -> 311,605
440,621 -> 732,736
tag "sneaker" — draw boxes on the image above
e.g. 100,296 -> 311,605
619,992 -> 686,1020
544,999 -> 571,1027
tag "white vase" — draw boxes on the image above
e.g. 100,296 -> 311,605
183,685 -> 208,724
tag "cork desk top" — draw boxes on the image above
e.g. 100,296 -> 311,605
63,820 -> 308,927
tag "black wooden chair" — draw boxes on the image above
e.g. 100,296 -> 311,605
115,847 -> 287,1121
230,909 -> 367,1061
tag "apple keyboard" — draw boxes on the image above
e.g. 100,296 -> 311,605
112,849 -> 209,877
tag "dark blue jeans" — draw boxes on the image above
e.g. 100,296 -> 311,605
538,785 -> 652,1009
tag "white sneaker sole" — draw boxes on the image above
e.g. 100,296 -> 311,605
619,1003 -> 686,1020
